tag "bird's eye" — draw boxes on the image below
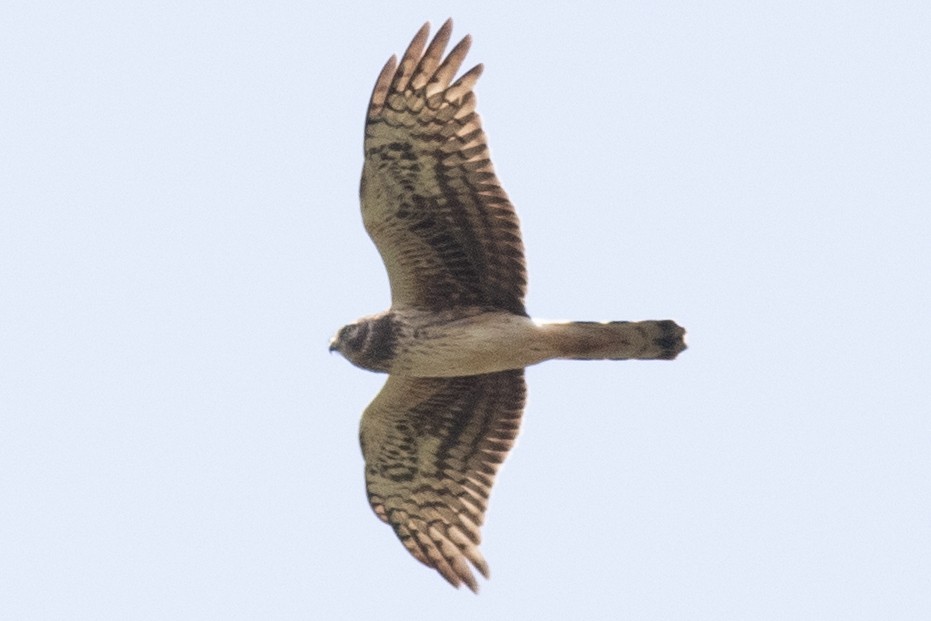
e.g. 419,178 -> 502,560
344,324 -> 368,351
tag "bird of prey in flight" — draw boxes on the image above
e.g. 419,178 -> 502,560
330,19 -> 686,592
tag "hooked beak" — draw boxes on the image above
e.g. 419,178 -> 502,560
328,338 -> 338,353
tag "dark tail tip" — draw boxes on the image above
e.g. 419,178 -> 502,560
653,320 -> 687,359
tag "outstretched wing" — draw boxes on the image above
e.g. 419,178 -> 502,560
361,20 -> 527,316
359,370 -> 525,592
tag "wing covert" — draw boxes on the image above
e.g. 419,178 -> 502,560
359,370 -> 525,592
361,20 -> 527,315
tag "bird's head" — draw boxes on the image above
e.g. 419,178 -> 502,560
329,322 -> 368,359
329,314 -> 397,373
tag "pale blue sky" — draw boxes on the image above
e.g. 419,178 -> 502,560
2,2 -> 930,619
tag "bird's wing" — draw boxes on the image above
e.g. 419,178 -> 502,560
361,20 -> 527,315
359,370 -> 525,591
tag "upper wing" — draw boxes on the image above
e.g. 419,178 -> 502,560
359,370 -> 525,592
360,20 -> 527,316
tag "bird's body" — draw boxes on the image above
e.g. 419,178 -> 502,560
330,19 -> 686,592
336,309 -> 685,377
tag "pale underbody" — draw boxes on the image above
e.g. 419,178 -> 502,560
337,308 -> 685,378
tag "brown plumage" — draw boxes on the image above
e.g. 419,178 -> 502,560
359,371 -> 524,592
360,19 -> 526,315
330,19 -> 686,592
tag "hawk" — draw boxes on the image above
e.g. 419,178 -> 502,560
330,19 -> 686,592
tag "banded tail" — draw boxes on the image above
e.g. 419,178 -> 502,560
539,319 -> 687,361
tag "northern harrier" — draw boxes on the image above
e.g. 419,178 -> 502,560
330,20 -> 686,592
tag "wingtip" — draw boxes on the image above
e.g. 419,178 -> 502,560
414,21 -> 431,41
367,54 -> 398,118
437,17 -> 454,38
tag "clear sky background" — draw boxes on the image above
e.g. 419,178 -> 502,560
2,2 -> 930,619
